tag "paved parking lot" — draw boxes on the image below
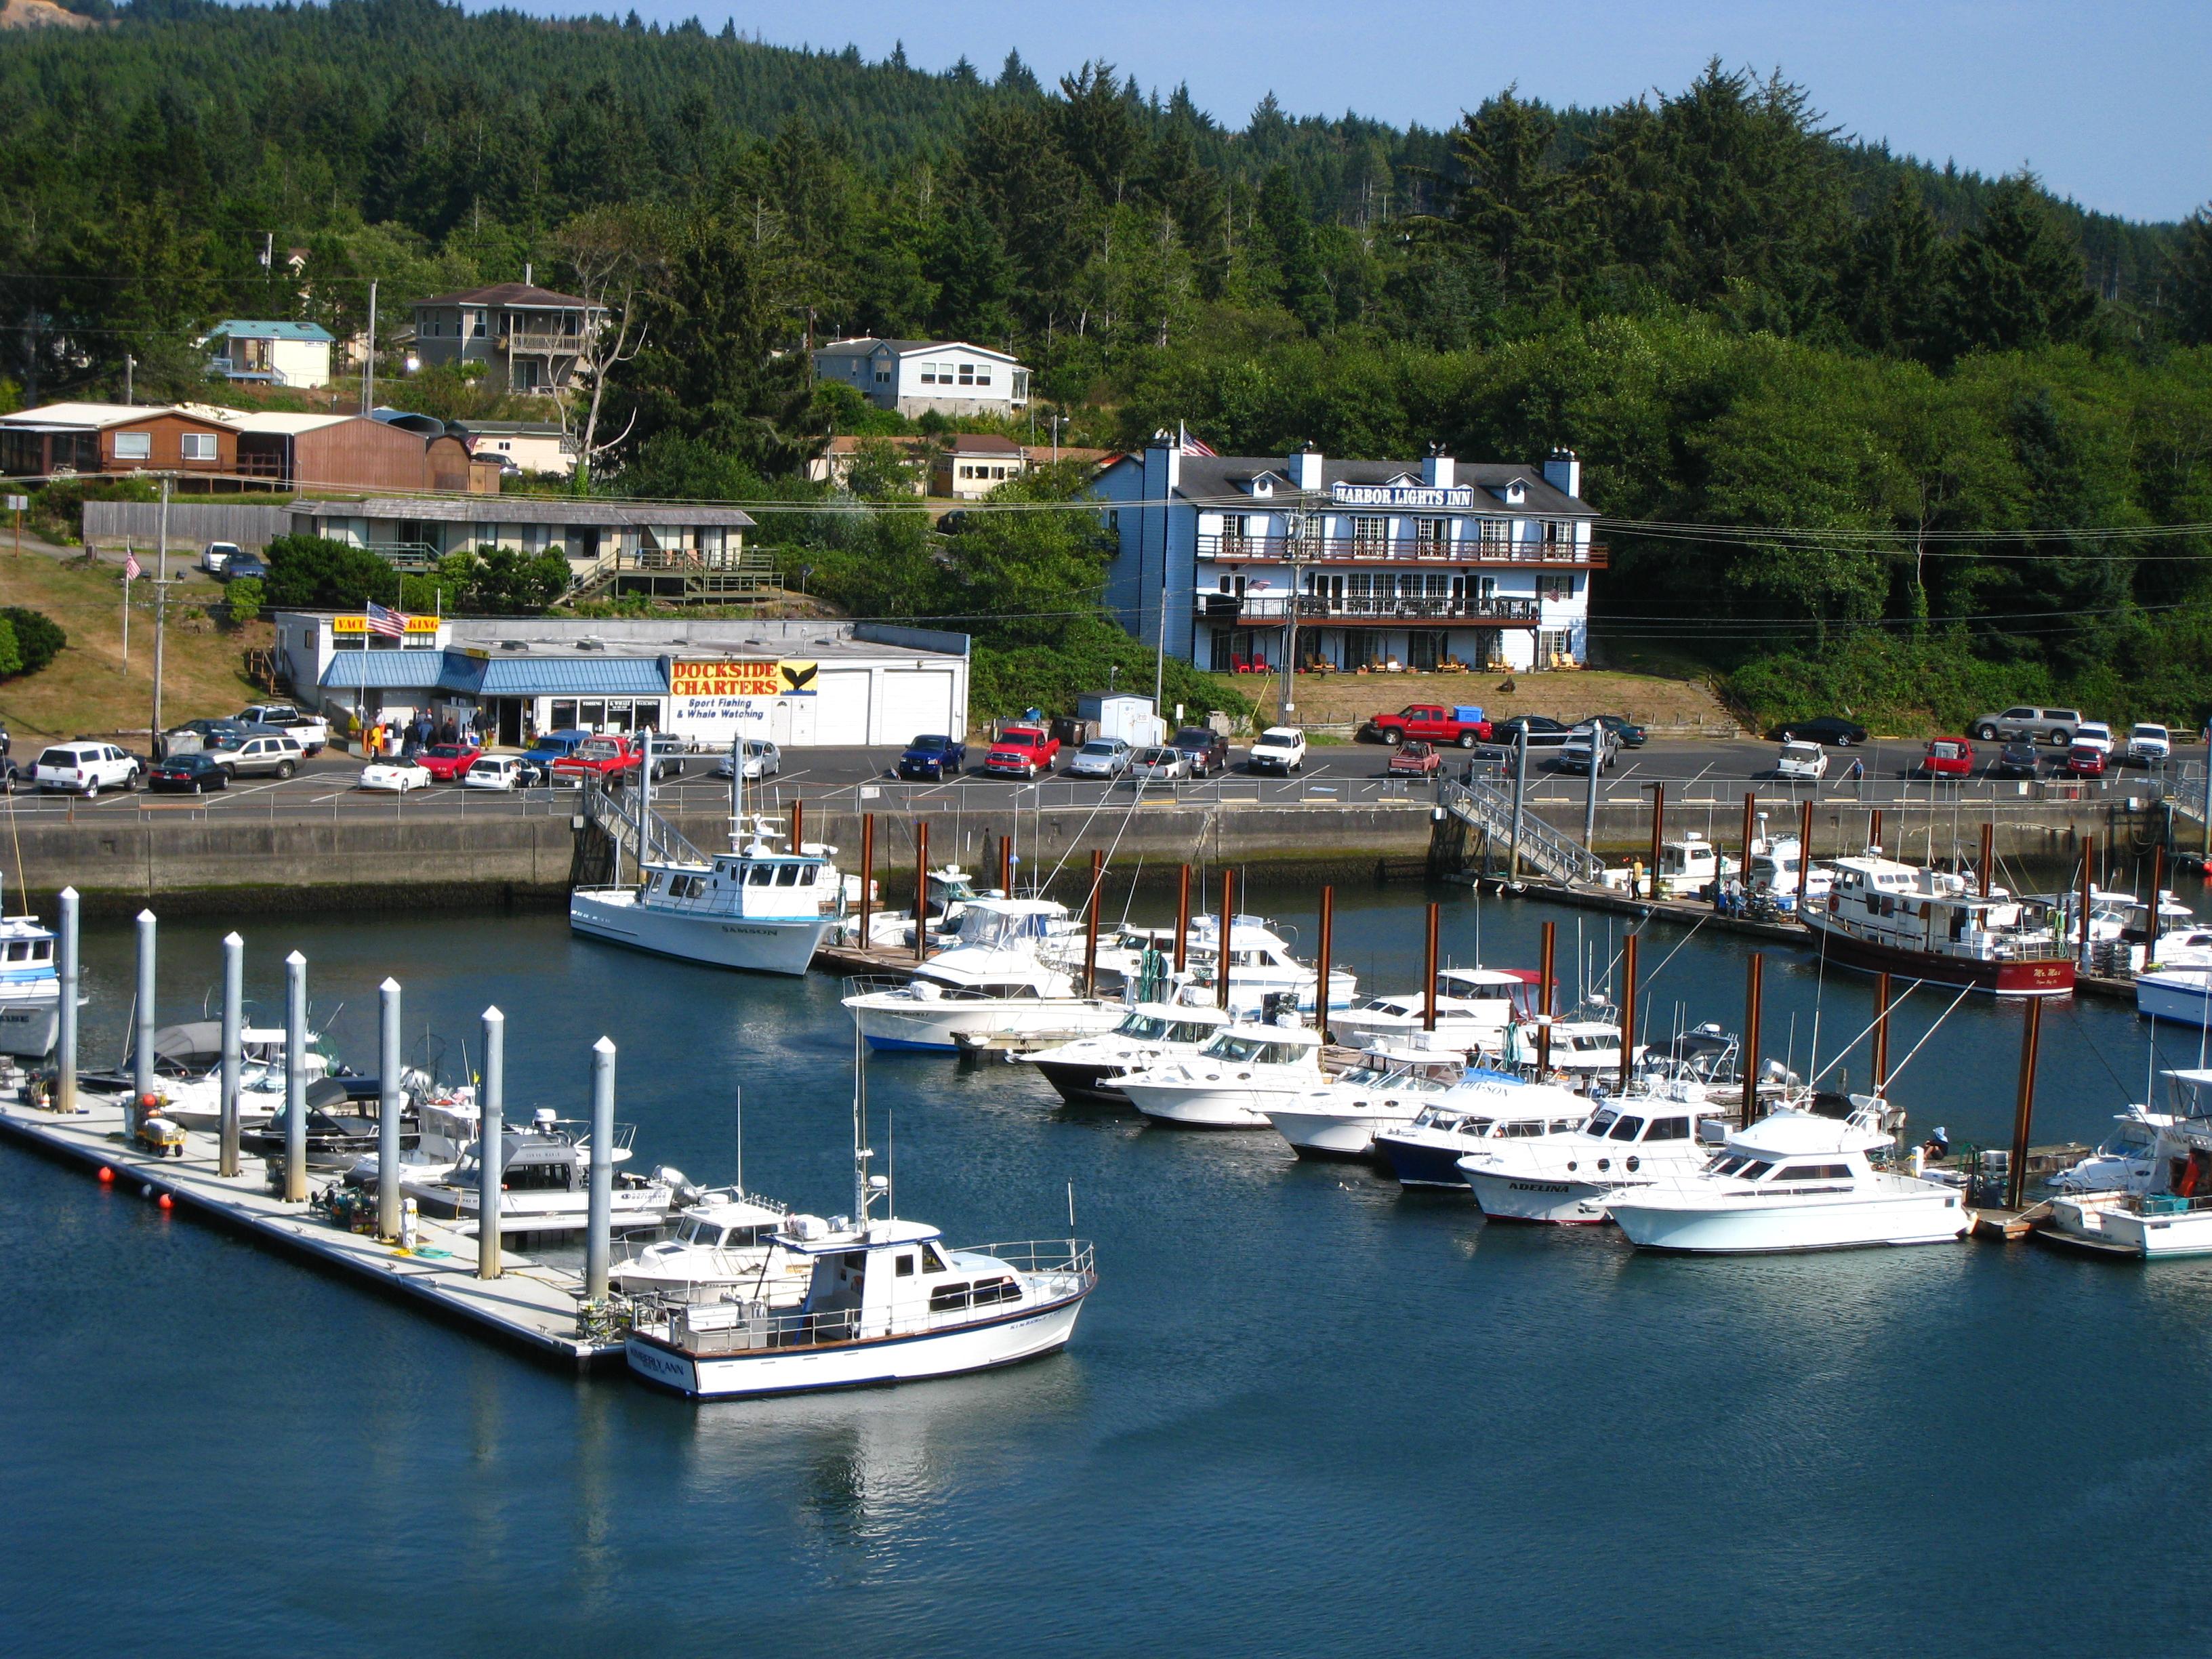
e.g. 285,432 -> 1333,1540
3,733 -> 2194,825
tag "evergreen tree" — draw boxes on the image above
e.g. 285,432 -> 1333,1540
1936,173 -> 2096,358
2169,205 -> 2212,345
1437,85 -> 1567,300
1839,176 -> 1944,357
997,49 -> 1042,98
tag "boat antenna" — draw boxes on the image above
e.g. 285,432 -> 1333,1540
1067,1178 -> 1077,1233
733,1082 -> 744,1196
885,1107 -> 894,1218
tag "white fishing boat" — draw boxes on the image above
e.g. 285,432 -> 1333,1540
0,912 -> 61,1058
840,864 -> 995,951
623,1046 -> 1094,1400
1019,1000 -> 1233,1105
402,1108 -> 687,1235
1513,1008 -> 1643,1080
610,1189 -> 815,1300
1371,1071 -> 1595,1188
1456,1080 -> 1732,1224
1604,1100 -> 1967,1253
1115,1019 -> 1329,1128
1261,1052 -> 1462,1159
1804,851 -> 2074,996
2137,964 -> 2212,1027
2043,1071 -> 2212,1257
1599,831 -> 1739,899
1069,912 -> 1357,1012
1327,968 -> 1542,1055
842,897 -> 1121,1053
1742,821 -> 1833,911
342,1080 -> 483,1189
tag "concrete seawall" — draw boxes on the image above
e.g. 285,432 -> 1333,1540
7,792 -> 2155,915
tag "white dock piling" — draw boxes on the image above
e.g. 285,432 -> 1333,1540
56,888 -> 78,1115
377,978 -> 401,1238
219,933 -> 243,1178
283,950 -> 307,1202
586,1035 -> 615,1300
478,1006 -> 504,1281
131,909 -> 156,1127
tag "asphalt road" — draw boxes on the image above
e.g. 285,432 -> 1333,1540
0,734 -> 2195,827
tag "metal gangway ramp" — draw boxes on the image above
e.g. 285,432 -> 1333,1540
1436,775 -> 1605,886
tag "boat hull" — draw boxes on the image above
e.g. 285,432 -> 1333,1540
1118,1080 -> 1284,1128
1028,1057 -> 1133,1105
846,996 -> 1123,1055
0,988 -> 60,1058
1607,1186 -> 1967,1252
2136,968 -> 2212,1027
1803,914 -> 2073,997
2043,1194 -> 2212,1258
1374,1132 -> 1476,1190
625,1288 -> 1090,1399
569,888 -> 831,977
1459,1165 -> 1613,1224
1262,1108 -> 1410,1159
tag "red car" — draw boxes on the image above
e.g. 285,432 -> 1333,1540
1918,737 -> 1975,778
2066,743 -> 2108,777
1388,740 -> 1442,777
417,742 -> 483,782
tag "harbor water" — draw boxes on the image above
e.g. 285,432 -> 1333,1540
7,881 -> 2212,1656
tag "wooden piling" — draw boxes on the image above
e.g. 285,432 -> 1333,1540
1737,792 -> 1757,909
790,798 -> 804,853
857,813 -> 874,942
1422,902 -> 1440,1033
2150,842 -> 2167,958
1870,807 -> 1883,852
1647,786 -> 1665,901
1618,932 -> 1639,1094
1174,864 -> 1191,974
1538,921 -> 1555,1076
999,830 -> 1013,897
1084,848 -> 1103,997
2006,996 -> 2043,1211
1978,821 -> 1994,898
1741,951 -> 1764,1129
914,819 -> 930,964
1872,971 -> 1891,1094
1217,870 -> 1235,1009
1796,800 -> 1814,907
2077,833 -> 2095,964
1317,886 -> 1334,1042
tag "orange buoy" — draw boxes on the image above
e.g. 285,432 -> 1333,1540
97,1166 -> 115,1185
157,1193 -> 173,1210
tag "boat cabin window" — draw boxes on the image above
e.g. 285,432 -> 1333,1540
1120,1014 -> 1170,1040
6,941 -> 26,961
1553,1118 -> 1585,1134
1607,1114 -> 1645,1141
1171,1022 -> 1218,1043
748,865 -> 774,885
1499,1120 -> 1547,1137
33,940 -> 51,960
775,864 -> 802,886
921,1242 -> 949,1273
1738,1160 -> 1774,1180
1710,1155 -> 1745,1174
930,1282 -> 970,1313
971,1277 -> 1019,1306
506,1158 -> 576,1192
1776,1164 -> 1851,1181
1644,1117 -> 1691,1142
895,1253 -> 916,1277
1586,1111 -> 1619,1137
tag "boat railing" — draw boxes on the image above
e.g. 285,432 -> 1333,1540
960,1238 -> 1096,1277
843,974 -> 916,998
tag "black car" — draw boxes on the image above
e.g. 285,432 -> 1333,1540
1990,741 -> 2042,779
220,553 -> 268,582
897,733 -> 967,780
1579,714 -> 1647,748
1493,714 -> 1574,747
148,752 -> 231,794
1769,716 -> 1868,746
1170,726 -> 1230,777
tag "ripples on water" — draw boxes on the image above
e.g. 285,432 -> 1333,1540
7,882 -> 2212,1656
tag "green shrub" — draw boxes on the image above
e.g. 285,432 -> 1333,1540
224,577 -> 263,625
0,615 -> 19,678
0,606 -> 65,674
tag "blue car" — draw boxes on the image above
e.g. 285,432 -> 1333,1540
897,733 -> 966,780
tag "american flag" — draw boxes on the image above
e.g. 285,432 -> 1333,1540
1176,422 -> 1217,457
367,599 -> 409,638
122,551 -> 140,581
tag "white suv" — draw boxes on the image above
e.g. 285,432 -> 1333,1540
1247,727 -> 1307,774
2127,723 -> 2173,764
33,741 -> 142,796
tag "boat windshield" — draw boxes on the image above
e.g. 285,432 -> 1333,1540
954,908 -> 1057,947
1206,1033 -> 1309,1065
1585,1110 -> 1619,1138
1118,1012 -> 1173,1040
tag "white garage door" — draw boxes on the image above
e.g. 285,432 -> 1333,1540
811,670 -> 872,745
888,672 -> 956,744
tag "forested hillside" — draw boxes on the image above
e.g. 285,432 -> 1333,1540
5,0 -> 2212,722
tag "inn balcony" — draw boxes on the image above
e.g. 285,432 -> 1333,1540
1197,535 -> 1606,568
1206,594 -> 1542,626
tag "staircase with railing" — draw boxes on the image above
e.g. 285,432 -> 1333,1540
567,546 -> 783,606
1435,775 -> 1605,885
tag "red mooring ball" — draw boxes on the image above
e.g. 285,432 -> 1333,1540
157,1193 -> 173,1210
98,1166 -> 115,1185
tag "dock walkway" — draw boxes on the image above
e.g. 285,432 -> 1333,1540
0,1093 -> 621,1370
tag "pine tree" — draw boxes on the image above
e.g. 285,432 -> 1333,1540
1440,85 -> 1565,300
997,49 -> 1041,98
1936,173 -> 2095,358
1839,176 -> 1944,356
2169,205 -> 2212,345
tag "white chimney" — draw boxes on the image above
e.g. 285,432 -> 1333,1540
1421,445 -> 1455,489
1544,448 -> 1582,500
1290,443 -> 1323,492
1149,430 -> 1181,491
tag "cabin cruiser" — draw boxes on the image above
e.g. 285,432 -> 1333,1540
1371,1073 -> 1595,1188
1115,1019 -> 1330,1128
1742,825 -> 1832,912
2137,962 -> 2212,1027
1327,968 -> 1542,1056
2050,1105 -> 2170,1195
2044,1071 -> 2212,1257
402,1108 -> 687,1236
1456,1080 -> 1732,1223
1805,851 -> 2074,996
622,1121 -> 1093,1399
1068,912 -> 1357,1013
342,1079 -> 483,1189
245,1078 -> 413,1176
1261,1052 -> 1463,1159
1019,1000 -> 1233,1105
82,1019 -> 337,1116
0,912 -> 62,1058
840,865 -> 997,951
1509,1005 -> 1643,1082
570,809 -> 842,976
1604,1099 -> 1967,1252
1599,832 -> 1739,900
609,1189 -> 815,1301
842,897 -> 1124,1053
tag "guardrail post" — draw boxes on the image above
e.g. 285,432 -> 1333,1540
479,1006 -> 504,1279
219,932 -> 242,1176
376,977 -> 402,1239
283,950 -> 308,1202
586,1036 -> 615,1300
56,888 -> 78,1115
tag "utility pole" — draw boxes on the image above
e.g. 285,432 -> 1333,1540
123,354 -> 134,406
150,474 -> 173,750
363,279 -> 377,414
1282,525 -> 1299,720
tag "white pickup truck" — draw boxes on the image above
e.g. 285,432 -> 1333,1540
237,703 -> 330,756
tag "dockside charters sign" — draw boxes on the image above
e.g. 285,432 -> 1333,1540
671,659 -> 816,698
1329,482 -> 1476,510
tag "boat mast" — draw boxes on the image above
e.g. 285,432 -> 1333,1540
727,733 -> 742,853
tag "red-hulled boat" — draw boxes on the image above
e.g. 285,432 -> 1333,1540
1804,852 -> 2075,997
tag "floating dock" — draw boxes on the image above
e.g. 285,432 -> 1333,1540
0,1090 -> 622,1370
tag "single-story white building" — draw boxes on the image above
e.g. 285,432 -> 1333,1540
812,337 -> 1029,419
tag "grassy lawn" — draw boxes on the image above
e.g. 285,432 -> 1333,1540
0,553 -> 269,745
1248,665 -> 1740,732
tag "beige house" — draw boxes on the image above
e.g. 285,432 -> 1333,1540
410,281 -> 606,394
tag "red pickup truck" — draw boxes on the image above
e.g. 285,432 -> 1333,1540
985,725 -> 1061,779
1361,703 -> 1493,748
551,734 -> 647,786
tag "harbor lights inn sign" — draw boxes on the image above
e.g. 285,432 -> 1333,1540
1328,480 -> 1477,510
668,657 -> 817,735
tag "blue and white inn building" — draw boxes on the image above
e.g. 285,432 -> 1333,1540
1093,441 -> 1600,674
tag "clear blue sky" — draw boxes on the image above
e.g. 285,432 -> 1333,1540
483,0 -> 2209,222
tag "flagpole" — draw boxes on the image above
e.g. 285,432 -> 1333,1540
120,541 -> 131,672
